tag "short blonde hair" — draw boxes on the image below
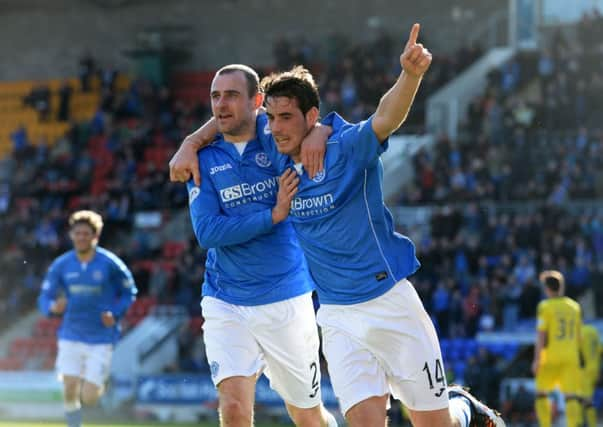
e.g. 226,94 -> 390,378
539,270 -> 565,293
69,210 -> 104,236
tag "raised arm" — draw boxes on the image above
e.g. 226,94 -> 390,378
169,117 -> 219,185
372,23 -> 432,142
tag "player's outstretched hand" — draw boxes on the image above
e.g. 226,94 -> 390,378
272,168 -> 299,224
400,23 -> 432,78
101,311 -> 116,327
169,140 -> 201,186
50,296 -> 67,315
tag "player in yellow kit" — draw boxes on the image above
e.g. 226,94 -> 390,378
580,323 -> 601,427
532,270 -> 583,427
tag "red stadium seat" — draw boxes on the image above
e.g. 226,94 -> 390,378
9,338 -> 36,358
33,317 -> 61,337
0,357 -> 24,370
162,241 -> 186,259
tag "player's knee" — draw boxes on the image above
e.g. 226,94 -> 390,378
288,404 -> 322,427
345,396 -> 388,427
80,383 -> 103,406
219,396 -> 253,423
62,380 -> 80,403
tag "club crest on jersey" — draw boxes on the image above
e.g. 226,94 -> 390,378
312,169 -> 326,183
255,152 -> 272,168
93,270 -> 103,281
188,187 -> 200,205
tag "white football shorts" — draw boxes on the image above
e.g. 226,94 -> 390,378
56,339 -> 113,387
316,279 -> 449,415
201,292 -> 322,408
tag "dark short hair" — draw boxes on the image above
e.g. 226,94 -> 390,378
261,66 -> 319,115
69,210 -> 103,236
215,64 -> 260,98
539,270 -> 564,292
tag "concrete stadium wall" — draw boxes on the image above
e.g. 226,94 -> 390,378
0,0 -> 502,81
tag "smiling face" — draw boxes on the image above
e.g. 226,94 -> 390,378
265,95 -> 318,162
69,222 -> 98,256
210,70 -> 262,142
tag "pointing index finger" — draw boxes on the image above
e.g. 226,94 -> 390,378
406,23 -> 420,47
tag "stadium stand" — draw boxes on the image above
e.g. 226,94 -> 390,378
0,6 -> 602,424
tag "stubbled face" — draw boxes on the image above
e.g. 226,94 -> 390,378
69,223 -> 98,254
210,71 -> 257,138
265,96 -> 312,159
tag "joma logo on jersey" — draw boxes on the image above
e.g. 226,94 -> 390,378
219,177 -> 278,203
210,163 -> 233,175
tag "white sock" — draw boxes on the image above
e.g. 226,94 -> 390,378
449,396 -> 472,427
64,400 -> 81,412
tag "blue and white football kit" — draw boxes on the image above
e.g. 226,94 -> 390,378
187,134 -> 322,408
38,247 -> 137,386
257,113 -> 449,414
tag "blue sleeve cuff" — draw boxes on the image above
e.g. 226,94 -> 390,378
366,115 -> 390,154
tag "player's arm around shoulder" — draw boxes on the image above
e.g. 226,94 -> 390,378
169,116 -> 219,186
372,23 -> 432,142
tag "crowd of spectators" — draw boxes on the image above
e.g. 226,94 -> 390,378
405,13 -> 603,205
0,18 -> 602,412
0,30 -> 486,338
273,29 -> 483,132
388,14 -> 603,353
0,67 -> 211,333
409,202 -> 603,338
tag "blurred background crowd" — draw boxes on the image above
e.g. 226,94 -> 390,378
1,1 -> 603,424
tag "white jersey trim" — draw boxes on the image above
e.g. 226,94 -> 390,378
362,167 -> 396,281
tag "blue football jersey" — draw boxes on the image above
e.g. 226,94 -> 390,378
256,113 -> 420,305
38,247 -> 137,344
187,133 -> 314,306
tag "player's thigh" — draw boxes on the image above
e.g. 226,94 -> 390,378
381,280 -> 449,411
82,343 -> 113,387
318,318 -> 390,416
560,363 -> 582,395
56,339 -> 86,379
582,368 -> 598,399
62,375 -> 81,401
81,380 -> 103,405
346,394 -> 389,427
319,280 -> 449,412
201,296 -> 263,386
254,293 -> 323,409
535,363 -> 557,392
407,407 -> 454,427
285,403 -> 324,427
